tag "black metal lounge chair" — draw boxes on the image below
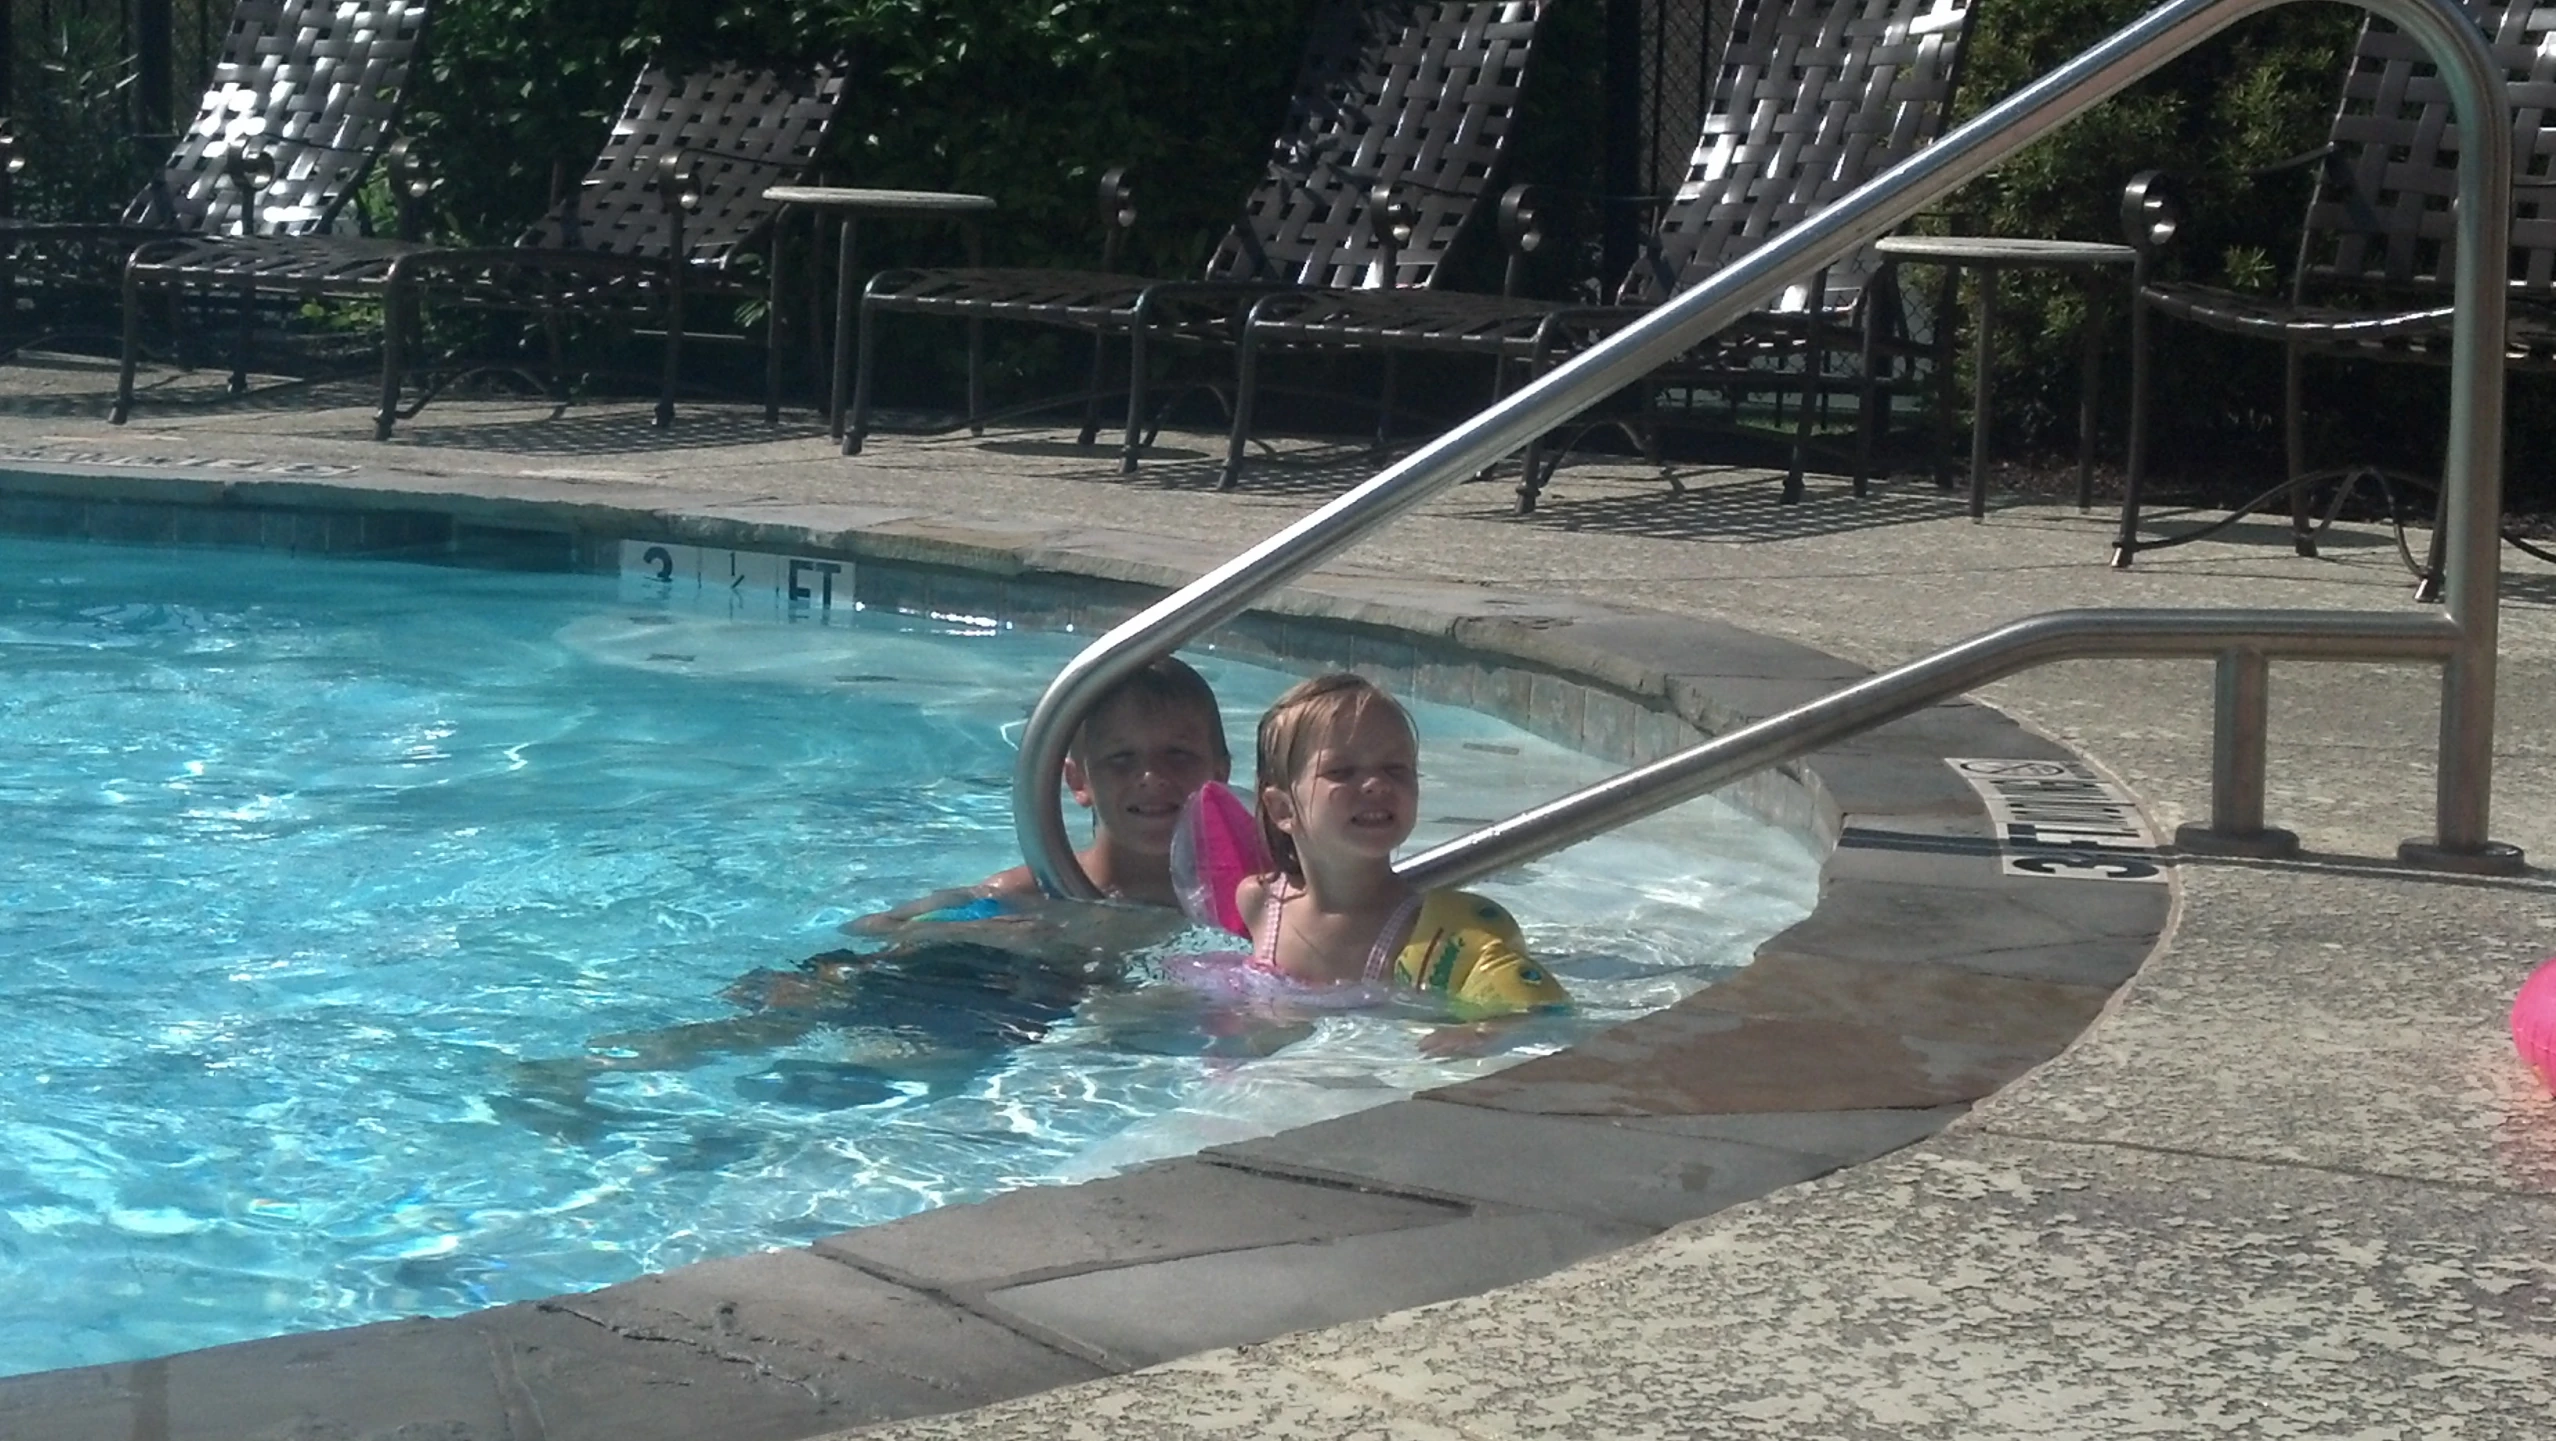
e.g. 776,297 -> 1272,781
111,59 -> 844,438
1229,0 -> 1978,510
0,0 -> 436,359
847,0 -> 1544,474
2113,1 -> 2556,578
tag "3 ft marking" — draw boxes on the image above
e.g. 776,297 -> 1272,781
1947,757 -> 2166,883
620,540 -> 851,619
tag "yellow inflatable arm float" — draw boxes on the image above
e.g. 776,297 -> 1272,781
1389,891 -> 1569,1015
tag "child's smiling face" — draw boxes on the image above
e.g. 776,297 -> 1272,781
1064,695 -> 1228,855
1276,701 -> 1419,864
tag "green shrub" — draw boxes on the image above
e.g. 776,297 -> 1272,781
402,1 -> 1325,276
1940,0 -> 2362,482
4,6 -> 147,223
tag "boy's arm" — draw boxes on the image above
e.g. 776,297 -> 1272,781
844,859 -> 1052,938
843,883 -> 1003,936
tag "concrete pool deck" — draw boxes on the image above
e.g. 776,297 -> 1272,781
2,359 -> 2554,1436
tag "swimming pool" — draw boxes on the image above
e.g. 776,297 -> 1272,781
0,533 -> 1817,1377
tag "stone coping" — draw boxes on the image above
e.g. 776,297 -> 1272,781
0,468 -> 2170,1441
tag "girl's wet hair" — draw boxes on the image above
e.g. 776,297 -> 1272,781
1070,655 -> 1231,766
1253,672 -> 1416,882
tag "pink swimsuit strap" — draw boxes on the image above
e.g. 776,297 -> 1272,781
1252,884 -> 1425,986
1250,886 -> 1287,974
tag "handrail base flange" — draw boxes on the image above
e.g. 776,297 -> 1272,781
2396,837 -> 2529,875
2174,822 -> 2301,859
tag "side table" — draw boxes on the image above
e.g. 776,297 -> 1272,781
765,186 -> 997,450
1873,235 -> 2136,519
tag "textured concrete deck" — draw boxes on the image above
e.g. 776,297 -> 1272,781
4,355 -> 2555,1436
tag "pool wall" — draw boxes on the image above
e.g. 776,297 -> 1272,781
0,465 -> 2169,1441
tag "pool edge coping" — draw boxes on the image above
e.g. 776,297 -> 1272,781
0,466 -> 2173,1438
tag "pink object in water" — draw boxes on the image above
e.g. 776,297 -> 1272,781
1170,782 -> 1270,936
2514,957 -> 2556,1095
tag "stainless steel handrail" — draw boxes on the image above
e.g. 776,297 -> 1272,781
1014,0 -> 2518,897
1403,608 -> 2459,888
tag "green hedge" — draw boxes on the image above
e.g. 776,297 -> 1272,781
1940,1 -> 2555,503
16,0 -> 2530,497
1942,0 -> 2362,482
403,1 -> 1327,278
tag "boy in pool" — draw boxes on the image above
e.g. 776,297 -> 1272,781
502,657 -> 1234,1123
841,653 -> 1232,967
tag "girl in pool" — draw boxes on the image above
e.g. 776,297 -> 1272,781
1236,673 -> 1568,1017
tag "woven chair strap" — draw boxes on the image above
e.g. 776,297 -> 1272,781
2303,4 -> 2556,293
1622,0 -> 1978,308
129,0 -> 436,238
1207,0 -> 1544,291
519,60 -> 847,266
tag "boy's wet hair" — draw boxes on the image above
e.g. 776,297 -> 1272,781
1069,654 -> 1231,766
1252,672 -> 1416,882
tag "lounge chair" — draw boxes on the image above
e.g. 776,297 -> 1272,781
110,58 -> 844,437
0,0 -> 436,360
1229,0 -> 1979,510
2113,0 -> 2556,579
847,0 -> 1545,474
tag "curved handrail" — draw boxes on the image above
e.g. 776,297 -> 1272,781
1015,0 -> 2512,897
1401,606 -> 2458,888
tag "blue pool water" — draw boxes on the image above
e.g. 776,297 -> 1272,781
0,534 -> 1817,1377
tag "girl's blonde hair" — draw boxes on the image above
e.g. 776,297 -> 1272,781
1253,672 -> 1416,882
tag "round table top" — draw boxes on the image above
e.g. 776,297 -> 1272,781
763,185 -> 997,214
1875,235 -> 2135,266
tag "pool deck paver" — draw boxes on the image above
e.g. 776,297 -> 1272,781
1,359 -> 2553,1436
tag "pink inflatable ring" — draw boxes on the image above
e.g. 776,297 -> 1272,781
2513,956 -> 2556,1096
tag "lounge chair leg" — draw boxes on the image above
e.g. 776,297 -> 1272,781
543,305 -> 569,406
112,263 -> 145,426
656,278 -> 682,429
847,289 -> 879,456
229,279 -> 254,396
1223,325 -> 1262,491
2283,342 -> 2314,557
816,214 -> 842,425
1513,347 -> 1555,513
966,317 -> 985,435
377,279 -> 409,442
1515,446 -> 1555,515
764,239 -> 785,424
1853,272 -> 1885,498
2076,273 -> 2104,511
1931,266 -> 1959,492
2112,276 -> 2155,568
1121,323 -> 1148,474
2415,517 -> 2448,603
1787,272 -> 1829,506
1077,331 -> 1108,447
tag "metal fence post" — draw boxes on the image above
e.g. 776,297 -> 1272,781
137,0 -> 174,139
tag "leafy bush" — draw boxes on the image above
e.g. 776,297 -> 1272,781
1936,2 -> 2502,494
20,0 -> 2526,495
402,1 -> 1327,275
3,5 -> 146,223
